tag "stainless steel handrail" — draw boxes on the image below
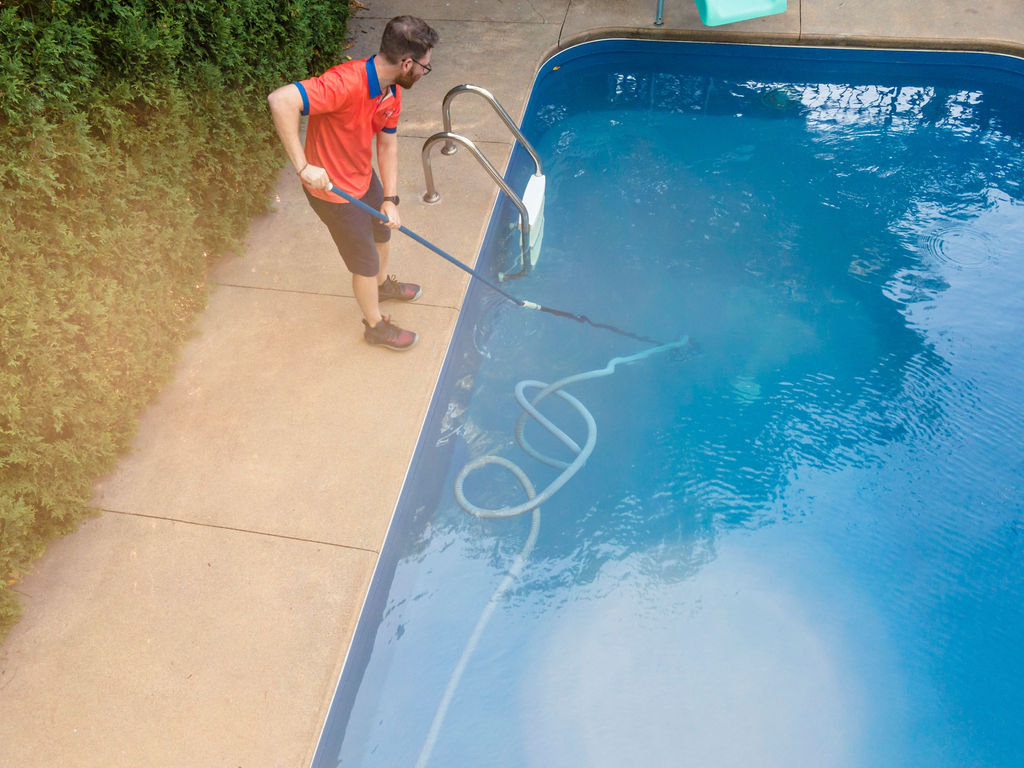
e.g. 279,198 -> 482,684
439,85 -> 543,177
421,132 -> 532,280
421,85 -> 543,279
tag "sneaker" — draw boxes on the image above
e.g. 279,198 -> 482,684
378,274 -> 422,302
362,315 -> 418,351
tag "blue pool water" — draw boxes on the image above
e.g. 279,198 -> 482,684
313,42 -> 1024,767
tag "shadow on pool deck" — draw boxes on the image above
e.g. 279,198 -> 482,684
2,1 -> 1022,766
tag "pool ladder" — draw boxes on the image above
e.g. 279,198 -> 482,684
421,84 -> 545,280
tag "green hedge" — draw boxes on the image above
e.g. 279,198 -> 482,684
0,0 -> 350,637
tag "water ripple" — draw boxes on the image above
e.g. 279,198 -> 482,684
926,224 -> 995,268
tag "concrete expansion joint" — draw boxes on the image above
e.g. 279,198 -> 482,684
211,280 -> 457,312
102,508 -> 380,555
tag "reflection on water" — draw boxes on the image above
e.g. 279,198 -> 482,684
314,45 -> 1024,768
523,541 -> 874,768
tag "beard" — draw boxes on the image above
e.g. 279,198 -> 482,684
396,71 -> 419,89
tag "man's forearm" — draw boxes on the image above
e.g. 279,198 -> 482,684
376,131 -> 399,197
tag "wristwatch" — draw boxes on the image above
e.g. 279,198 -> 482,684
383,195 -> 400,205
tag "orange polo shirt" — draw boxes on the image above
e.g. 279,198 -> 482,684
295,56 -> 401,203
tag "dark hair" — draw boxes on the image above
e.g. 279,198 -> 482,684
379,16 -> 439,64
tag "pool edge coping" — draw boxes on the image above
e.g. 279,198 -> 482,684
551,29 -> 1024,68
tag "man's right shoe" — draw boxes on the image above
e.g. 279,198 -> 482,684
362,315 -> 418,351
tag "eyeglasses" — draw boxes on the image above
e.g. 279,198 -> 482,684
406,57 -> 431,75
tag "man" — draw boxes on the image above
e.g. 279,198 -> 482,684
268,16 -> 439,351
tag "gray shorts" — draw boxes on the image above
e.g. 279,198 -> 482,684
303,173 -> 391,277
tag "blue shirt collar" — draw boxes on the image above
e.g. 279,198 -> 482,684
366,55 -> 396,99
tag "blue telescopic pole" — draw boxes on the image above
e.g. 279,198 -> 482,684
328,185 -> 533,309
326,184 -> 662,346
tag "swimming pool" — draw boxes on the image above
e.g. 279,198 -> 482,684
312,41 -> 1024,767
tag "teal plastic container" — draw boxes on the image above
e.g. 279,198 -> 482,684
695,0 -> 786,25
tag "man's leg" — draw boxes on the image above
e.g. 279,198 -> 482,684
353,239 -> 404,325
374,238 -> 422,302
359,240 -> 417,350
375,240 -> 390,291
353,273 -> 383,327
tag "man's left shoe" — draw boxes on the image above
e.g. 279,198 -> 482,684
378,274 -> 422,302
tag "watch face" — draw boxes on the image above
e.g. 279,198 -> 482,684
385,195 -> 400,205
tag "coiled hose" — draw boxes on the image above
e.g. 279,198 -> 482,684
415,337 -> 690,767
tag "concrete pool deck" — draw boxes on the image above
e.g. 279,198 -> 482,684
2,1 -> 1022,766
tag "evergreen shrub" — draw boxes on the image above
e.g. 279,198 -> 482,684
0,0 -> 349,637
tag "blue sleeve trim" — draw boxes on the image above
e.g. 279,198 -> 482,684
381,126 -> 397,134
294,82 -> 309,116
